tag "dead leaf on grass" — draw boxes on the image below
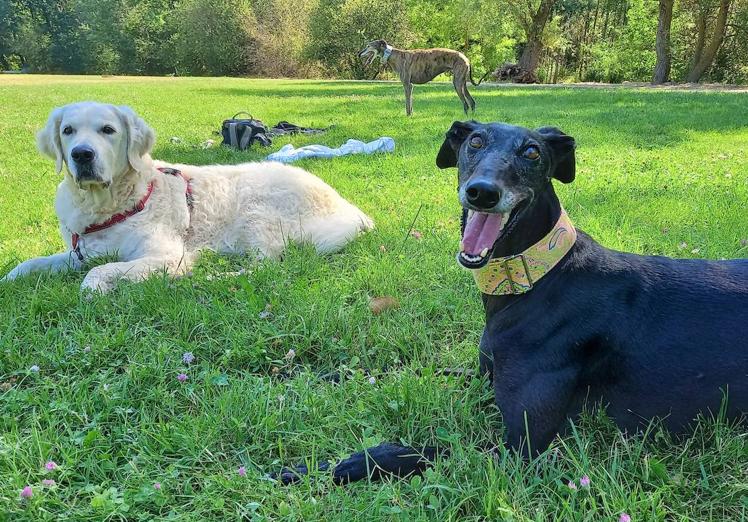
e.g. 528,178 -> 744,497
369,296 -> 400,315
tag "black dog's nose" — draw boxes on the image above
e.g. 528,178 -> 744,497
71,146 -> 95,163
465,180 -> 501,209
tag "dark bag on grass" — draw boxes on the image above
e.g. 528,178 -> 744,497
221,112 -> 272,149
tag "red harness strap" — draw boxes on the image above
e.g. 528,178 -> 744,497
71,168 -> 192,261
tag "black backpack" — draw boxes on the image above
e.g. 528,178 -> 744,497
221,112 -> 271,150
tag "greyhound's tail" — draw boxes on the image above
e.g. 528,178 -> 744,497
469,65 -> 491,86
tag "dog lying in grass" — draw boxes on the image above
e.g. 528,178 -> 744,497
2,102 -> 373,293
276,120 -> 748,484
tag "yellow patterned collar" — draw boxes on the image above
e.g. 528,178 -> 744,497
469,208 -> 577,295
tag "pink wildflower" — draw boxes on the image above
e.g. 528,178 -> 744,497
45,460 -> 58,471
153,482 -> 161,490
238,466 -> 247,477
177,373 -> 188,382
20,486 -> 33,499
42,479 -> 56,487
580,475 -> 590,488
567,480 -> 577,490
619,514 -> 631,522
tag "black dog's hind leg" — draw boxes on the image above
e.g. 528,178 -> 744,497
272,443 -> 445,485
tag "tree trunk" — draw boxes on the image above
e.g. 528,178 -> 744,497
591,0 -> 600,36
578,14 -> 589,78
686,0 -> 731,82
518,0 -> 557,75
602,8 -> 610,41
691,10 -> 708,69
653,0 -> 675,83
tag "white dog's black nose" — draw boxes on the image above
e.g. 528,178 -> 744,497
465,180 -> 501,209
71,145 -> 95,164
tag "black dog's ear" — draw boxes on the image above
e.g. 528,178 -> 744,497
536,126 -> 576,183
436,120 -> 480,169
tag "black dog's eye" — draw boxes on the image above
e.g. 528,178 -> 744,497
62,126 -> 73,135
469,136 -> 483,149
523,145 -> 540,160
101,125 -> 116,135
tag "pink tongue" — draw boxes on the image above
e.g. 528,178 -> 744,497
462,212 -> 504,255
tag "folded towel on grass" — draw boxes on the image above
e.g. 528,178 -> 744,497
266,137 -> 395,163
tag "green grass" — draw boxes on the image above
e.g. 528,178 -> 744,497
1,75 -> 747,521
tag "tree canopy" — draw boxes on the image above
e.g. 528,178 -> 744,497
1,0 -> 746,83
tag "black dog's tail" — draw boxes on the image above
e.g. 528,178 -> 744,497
469,65 -> 491,86
271,443 -> 446,485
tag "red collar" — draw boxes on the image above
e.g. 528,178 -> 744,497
71,167 -> 192,261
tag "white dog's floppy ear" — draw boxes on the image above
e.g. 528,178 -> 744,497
117,105 -> 155,172
36,107 -> 65,174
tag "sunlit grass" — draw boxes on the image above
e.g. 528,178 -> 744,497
0,75 -> 747,520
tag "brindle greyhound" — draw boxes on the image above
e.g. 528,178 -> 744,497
358,39 -> 488,116
274,121 -> 748,485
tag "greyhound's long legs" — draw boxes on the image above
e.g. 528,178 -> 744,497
464,83 -> 476,112
453,76 -> 470,114
403,80 -> 414,116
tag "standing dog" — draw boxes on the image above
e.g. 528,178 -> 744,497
276,121 -> 748,484
358,39 -> 487,116
2,102 -> 373,293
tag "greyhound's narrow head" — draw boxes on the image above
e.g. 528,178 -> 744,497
37,101 -> 155,190
358,39 -> 389,66
436,121 -> 575,268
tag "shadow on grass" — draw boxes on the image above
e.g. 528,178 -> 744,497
200,83 -> 748,150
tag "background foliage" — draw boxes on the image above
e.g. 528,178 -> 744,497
1,0 -> 746,82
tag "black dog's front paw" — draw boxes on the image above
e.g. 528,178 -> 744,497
332,443 -> 443,485
269,462 -> 330,485
269,443 -> 445,486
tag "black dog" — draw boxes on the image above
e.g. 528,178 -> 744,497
276,121 -> 748,484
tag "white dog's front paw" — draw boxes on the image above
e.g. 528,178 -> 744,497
81,270 -> 117,295
2,264 -> 29,282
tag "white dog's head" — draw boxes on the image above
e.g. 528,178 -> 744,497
37,102 -> 155,189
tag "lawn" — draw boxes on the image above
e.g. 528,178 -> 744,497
1,75 -> 747,521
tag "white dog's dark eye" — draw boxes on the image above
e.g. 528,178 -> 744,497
101,125 -> 116,135
62,126 -> 73,135
523,145 -> 540,160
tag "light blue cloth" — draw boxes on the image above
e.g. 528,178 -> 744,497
266,137 -> 395,163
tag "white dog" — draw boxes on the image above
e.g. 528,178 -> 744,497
2,102 -> 373,293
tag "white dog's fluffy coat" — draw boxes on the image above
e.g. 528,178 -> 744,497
3,102 -> 373,292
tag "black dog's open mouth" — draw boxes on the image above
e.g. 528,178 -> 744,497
457,210 -> 509,269
457,200 -> 529,269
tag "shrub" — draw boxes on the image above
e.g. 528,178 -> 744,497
169,0 -> 257,76
306,0 -> 412,79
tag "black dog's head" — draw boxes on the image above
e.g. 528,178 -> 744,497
436,121 -> 576,268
